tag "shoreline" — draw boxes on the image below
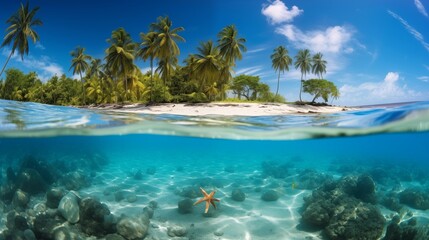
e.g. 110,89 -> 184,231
84,102 -> 356,116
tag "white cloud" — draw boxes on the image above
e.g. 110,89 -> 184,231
1,48 -> 63,81
339,72 -> 422,105
276,24 -> 353,54
415,0 -> 428,17
236,66 -> 263,75
262,0 -> 303,24
388,10 -> 429,53
140,67 -> 151,74
35,42 -> 45,50
418,76 -> 429,82
246,48 -> 267,54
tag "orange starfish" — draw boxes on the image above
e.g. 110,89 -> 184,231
193,187 -> 220,213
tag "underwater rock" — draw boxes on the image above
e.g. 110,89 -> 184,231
261,160 -> 288,179
134,170 -> 143,180
16,168 -> 48,195
117,216 -> 149,240
143,206 -> 154,219
23,229 -> 36,240
381,192 -> 403,212
214,230 -> 224,236
176,186 -> 199,199
231,189 -> 245,202
46,188 -> 66,208
33,213 -> 64,239
224,165 -> 235,173
167,225 -> 187,237
261,190 -> 279,201
355,174 -> 377,204
58,192 -> 80,224
383,217 -> 429,240
12,189 -> 30,210
300,176 -> 385,239
178,198 -> 194,214
61,171 -> 90,191
53,226 -> 85,240
6,166 -> 16,182
148,200 -> 158,209
0,182 -> 16,203
127,193 -> 138,203
19,156 -> 57,184
399,188 -> 429,210
105,233 -> 126,240
79,197 -> 114,236
146,167 -> 156,175
297,169 -> 334,190
325,202 -> 385,240
33,203 -> 47,214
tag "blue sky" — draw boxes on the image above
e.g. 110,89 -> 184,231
0,0 -> 428,105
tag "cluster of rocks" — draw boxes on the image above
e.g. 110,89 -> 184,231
384,215 -> 429,240
300,174 -> 385,240
1,188 -> 157,239
261,160 -> 290,179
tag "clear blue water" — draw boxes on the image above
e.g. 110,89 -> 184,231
1,99 -> 429,239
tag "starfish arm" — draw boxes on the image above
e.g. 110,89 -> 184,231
205,201 -> 210,213
194,198 -> 205,206
213,198 -> 220,202
200,187 -> 209,197
210,200 -> 217,209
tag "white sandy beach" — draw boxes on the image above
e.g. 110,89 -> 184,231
87,102 -> 354,116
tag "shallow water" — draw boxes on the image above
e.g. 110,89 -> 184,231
1,100 -> 429,239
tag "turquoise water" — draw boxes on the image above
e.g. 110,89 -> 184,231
1,100 -> 429,239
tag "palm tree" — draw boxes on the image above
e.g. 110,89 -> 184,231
194,41 -> 222,92
137,32 -> 158,102
150,16 -> 185,100
0,2 -> 43,77
312,52 -> 327,79
70,47 -> 91,105
294,49 -> 312,102
270,46 -> 292,100
88,58 -> 105,79
217,25 -> 246,67
105,28 -> 137,102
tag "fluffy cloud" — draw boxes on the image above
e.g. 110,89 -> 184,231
262,0 -> 303,24
1,48 -> 64,81
276,25 -> 353,54
418,76 -> 429,82
388,10 -> 429,53
415,0 -> 428,17
339,72 -> 422,105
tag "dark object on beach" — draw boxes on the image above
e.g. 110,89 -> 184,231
231,189 -> 245,202
261,190 -> 279,201
178,198 -> 194,214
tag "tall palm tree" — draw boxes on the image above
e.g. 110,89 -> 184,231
194,41 -> 222,92
150,16 -> 184,100
217,25 -> 246,67
270,46 -> 292,100
294,49 -> 312,102
0,2 -> 43,77
105,28 -> 137,102
137,32 -> 158,102
88,58 -> 105,79
70,47 -> 91,105
311,52 -> 327,79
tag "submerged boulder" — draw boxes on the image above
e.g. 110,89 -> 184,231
16,168 -> 47,195
300,175 -> 385,239
79,197 -> 115,236
261,190 -> 279,201
231,189 -> 246,202
46,188 -> 66,208
58,192 -> 80,223
117,216 -> 149,240
399,188 -> 429,210
178,198 -> 194,214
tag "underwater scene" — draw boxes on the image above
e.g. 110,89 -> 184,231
1,100 -> 429,240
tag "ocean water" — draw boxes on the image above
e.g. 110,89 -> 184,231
1,100 -> 429,239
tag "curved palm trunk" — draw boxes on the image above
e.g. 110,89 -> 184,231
274,71 -> 280,102
150,55 -> 154,103
0,50 -> 14,78
80,72 -> 85,106
299,74 -> 303,102
124,75 -> 128,102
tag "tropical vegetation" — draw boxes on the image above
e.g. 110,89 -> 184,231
0,2 -> 341,106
